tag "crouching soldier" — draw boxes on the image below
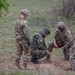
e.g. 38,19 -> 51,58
14,9 -> 30,69
30,28 -> 51,64
48,21 -> 73,61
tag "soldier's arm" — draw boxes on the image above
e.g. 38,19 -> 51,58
65,30 -> 73,41
37,35 -> 46,50
63,30 -> 73,49
54,30 -> 59,40
22,21 -> 30,42
43,42 -> 47,48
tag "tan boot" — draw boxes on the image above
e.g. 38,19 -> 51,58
23,62 -> 28,69
15,60 -> 22,69
23,62 -> 32,70
23,62 -> 27,68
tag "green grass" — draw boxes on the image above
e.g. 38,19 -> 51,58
0,70 -> 35,75
0,0 -> 58,52
0,0 -> 75,75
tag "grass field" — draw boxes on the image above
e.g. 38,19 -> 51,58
0,0 -> 59,53
0,0 -> 75,75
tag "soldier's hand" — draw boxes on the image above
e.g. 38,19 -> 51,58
61,47 -> 64,50
46,50 -> 51,56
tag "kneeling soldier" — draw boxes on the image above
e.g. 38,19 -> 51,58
30,28 -> 51,64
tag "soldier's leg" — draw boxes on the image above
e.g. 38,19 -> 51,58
69,51 -> 75,71
63,43 -> 72,61
47,42 -> 55,62
21,41 -> 30,68
31,50 -> 46,64
66,56 -> 75,71
31,50 -> 41,64
15,41 -> 23,68
63,45 -> 70,61
37,50 -> 47,59
63,40 -> 74,61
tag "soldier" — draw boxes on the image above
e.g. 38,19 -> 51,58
48,21 -> 73,61
69,51 -> 75,71
30,28 -> 51,64
65,39 -> 75,71
14,9 -> 30,69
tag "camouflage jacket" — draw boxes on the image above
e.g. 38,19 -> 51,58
31,32 -> 47,50
14,18 -> 30,42
54,28 -> 73,47
68,39 -> 75,53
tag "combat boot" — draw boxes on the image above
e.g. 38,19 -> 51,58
31,56 -> 40,64
23,62 -> 27,68
15,58 -> 22,69
15,62 -> 22,69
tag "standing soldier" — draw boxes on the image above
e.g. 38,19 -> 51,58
30,28 -> 51,64
14,9 -> 30,69
48,21 -> 73,61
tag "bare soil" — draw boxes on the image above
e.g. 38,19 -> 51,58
0,51 -> 75,75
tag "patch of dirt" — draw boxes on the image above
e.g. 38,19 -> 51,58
0,51 -> 75,75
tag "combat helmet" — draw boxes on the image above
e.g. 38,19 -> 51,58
42,28 -> 50,34
57,21 -> 66,30
21,9 -> 29,16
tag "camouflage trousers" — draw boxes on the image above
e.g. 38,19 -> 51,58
31,49 -> 47,59
15,39 -> 30,65
69,51 -> 75,70
48,42 -> 70,61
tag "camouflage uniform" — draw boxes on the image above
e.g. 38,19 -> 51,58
67,39 -> 75,70
14,9 -> 30,68
48,22 -> 73,61
69,51 -> 75,71
31,28 -> 50,64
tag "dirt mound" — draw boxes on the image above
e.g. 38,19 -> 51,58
0,51 -> 74,75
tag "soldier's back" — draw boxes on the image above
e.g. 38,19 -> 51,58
15,18 -> 24,34
15,18 -> 28,33
31,33 -> 42,49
